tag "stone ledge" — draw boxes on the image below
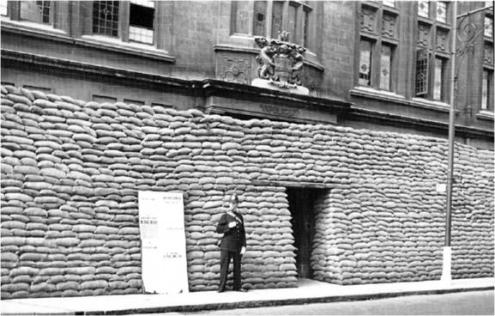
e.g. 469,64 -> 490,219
476,111 -> 494,121
350,87 -> 455,114
1,20 -> 176,63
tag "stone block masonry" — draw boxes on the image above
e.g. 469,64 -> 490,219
1,85 -> 493,299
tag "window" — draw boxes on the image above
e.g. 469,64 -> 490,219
359,39 -> 372,86
233,1 -> 313,48
382,0 -> 395,7
357,2 -> 398,91
20,1 -> 53,25
415,49 -> 429,96
91,0 -> 156,45
129,0 -> 155,44
435,2 -> 447,23
253,1 -> 267,36
418,0 -> 429,18
1,1 -> 68,30
481,7 -> 493,112
481,69 -> 493,111
414,1 -> 452,102
1,1 -> 8,16
93,1 -> 119,37
485,16 -> 494,38
380,44 -> 393,90
271,1 -> 284,39
433,57 -> 446,101
232,1 -> 250,35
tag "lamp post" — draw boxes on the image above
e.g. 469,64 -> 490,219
441,0 -> 457,283
441,2 -> 493,283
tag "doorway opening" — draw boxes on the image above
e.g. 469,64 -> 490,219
287,187 -> 327,279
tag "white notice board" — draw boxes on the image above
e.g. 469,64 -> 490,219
138,191 -> 189,294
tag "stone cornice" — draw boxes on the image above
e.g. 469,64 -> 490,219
1,21 -> 176,63
349,107 -> 494,140
2,49 -> 493,141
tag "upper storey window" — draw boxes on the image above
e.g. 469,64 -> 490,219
232,1 -> 313,49
415,1 -> 452,102
93,1 -> 119,37
485,16 -> 494,38
91,0 -> 155,45
481,6 -> 493,113
1,1 -> 8,16
357,1 -> 400,92
1,1 -> 67,31
20,1 -> 53,25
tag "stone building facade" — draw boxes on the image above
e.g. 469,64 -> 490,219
1,1 -> 493,148
0,0 -> 494,299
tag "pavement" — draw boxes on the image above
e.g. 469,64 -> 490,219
1,277 -> 493,315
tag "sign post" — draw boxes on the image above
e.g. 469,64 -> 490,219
138,191 -> 189,294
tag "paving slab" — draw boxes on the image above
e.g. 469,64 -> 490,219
1,278 -> 493,315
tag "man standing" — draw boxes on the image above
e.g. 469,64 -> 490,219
216,193 -> 247,292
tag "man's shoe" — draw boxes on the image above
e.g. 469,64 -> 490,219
217,288 -> 225,293
234,288 -> 247,292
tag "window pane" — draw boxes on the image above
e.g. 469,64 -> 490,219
129,26 -> 153,44
418,0 -> 429,18
359,40 -> 372,86
288,3 -> 297,43
481,70 -> 488,110
233,1 -> 250,34
1,1 -> 7,16
302,8 -> 310,48
271,1 -> 283,39
93,1 -> 120,37
20,1 -> 51,24
253,1 -> 267,36
433,57 -> 444,101
485,16 -> 493,38
383,0 -> 395,7
129,1 -> 154,43
415,49 -> 429,96
436,2 -> 447,23
130,0 -> 154,8
380,45 -> 392,90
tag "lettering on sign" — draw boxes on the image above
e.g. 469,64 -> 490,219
260,104 -> 300,118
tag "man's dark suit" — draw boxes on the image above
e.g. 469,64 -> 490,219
216,210 -> 246,292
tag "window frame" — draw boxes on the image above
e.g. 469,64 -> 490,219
414,1 -> 453,103
231,0 -> 314,49
480,6 -> 494,113
356,1 -> 399,92
481,68 -> 493,111
89,0 -> 157,46
3,0 -> 68,31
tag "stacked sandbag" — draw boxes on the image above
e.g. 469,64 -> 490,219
1,85 -> 493,299
450,145 -> 494,278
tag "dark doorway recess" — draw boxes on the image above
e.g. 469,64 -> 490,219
287,187 -> 326,279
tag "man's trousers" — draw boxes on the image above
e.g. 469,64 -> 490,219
218,249 -> 242,291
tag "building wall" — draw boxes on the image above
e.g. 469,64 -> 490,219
1,86 -> 493,299
1,1 -> 493,148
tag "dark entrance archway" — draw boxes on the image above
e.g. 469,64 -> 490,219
287,187 -> 327,279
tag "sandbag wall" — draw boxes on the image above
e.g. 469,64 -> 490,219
309,134 -> 493,284
1,85 -> 493,299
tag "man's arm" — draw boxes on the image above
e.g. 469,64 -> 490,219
216,214 -> 231,234
239,215 -> 247,250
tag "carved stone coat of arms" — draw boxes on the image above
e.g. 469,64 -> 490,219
252,32 -> 307,94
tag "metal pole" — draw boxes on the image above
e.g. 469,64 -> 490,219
441,0 -> 458,283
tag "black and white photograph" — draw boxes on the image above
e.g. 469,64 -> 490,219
0,0 -> 494,315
